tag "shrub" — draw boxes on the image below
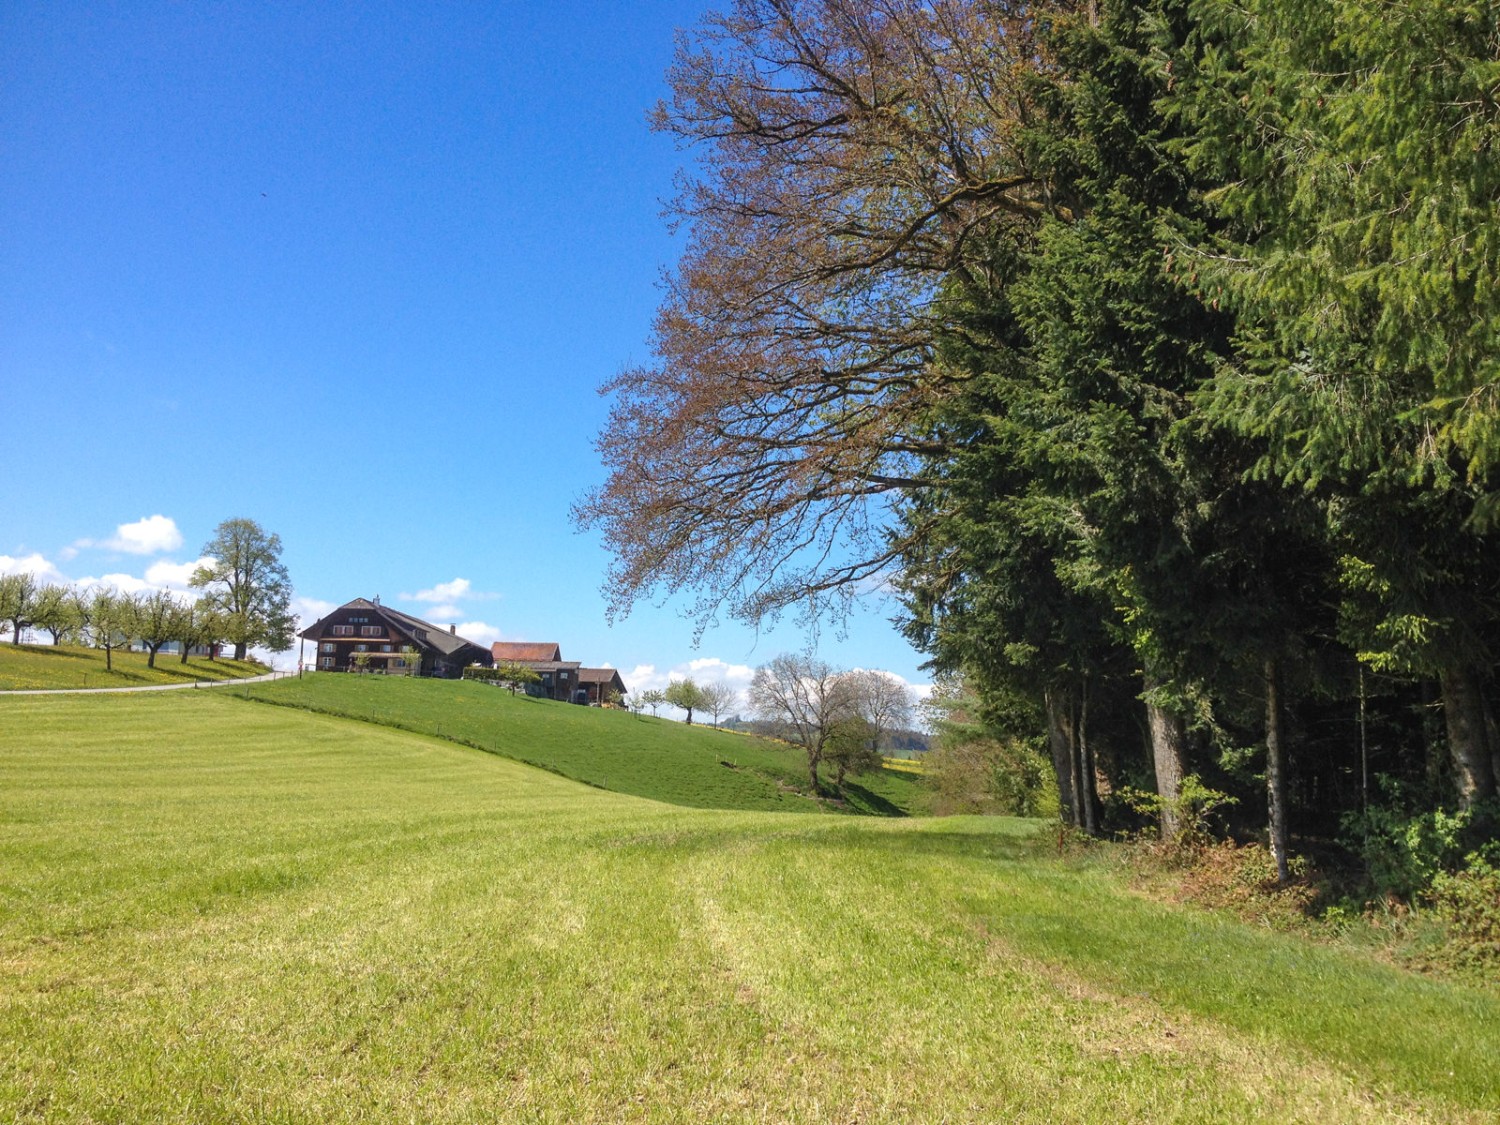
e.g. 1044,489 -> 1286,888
1118,775 -> 1237,851
1342,799 -> 1475,900
1426,849 -> 1500,978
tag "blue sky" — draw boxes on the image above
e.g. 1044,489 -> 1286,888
1,1 -> 932,710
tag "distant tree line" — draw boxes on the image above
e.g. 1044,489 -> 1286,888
0,517 -> 295,667
575,0 -> 1500,894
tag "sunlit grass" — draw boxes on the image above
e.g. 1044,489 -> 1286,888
1,692 -> 1495,1122
0,641 -> 263,690
243,672 -> 927,816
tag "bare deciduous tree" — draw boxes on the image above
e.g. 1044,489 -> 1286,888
574,0 -> 1051,630
844,668 -> 914,753
698,680 -> 740,728
749,652 -> 857,793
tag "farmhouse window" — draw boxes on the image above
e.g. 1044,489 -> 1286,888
361,626 -> 383,637
321,643 -> 335,653
331,625 -> 354,636
394,658 -> 406,668
319,657 -> 334,669
381,644 -> 393,653
355,644 -> 368,652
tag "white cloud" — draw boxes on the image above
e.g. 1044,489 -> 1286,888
291,595 -> 337,627
425,604 -> 463,621
0,553 -> 65,581
456,620 -> 504,647
144,556 -> 213,591
407,577 -> 470,603
104,515 -> 183,555
402,577 -> 501,605
685,656 -> 755,684
84,571 -> 159,595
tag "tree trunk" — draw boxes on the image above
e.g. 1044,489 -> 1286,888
234,642 -> 248,661
1143,675 -> 1187,840
1439,664 -> 1497,809
180,644 -> 190,664
1421,680 -> 1444,789
1044,685 -> 1080,828
104,643 -> 112,672
808,749 -> 823,795
1078,677 -> 1098,836
1265,659 -> 1289,885
147,646 -> 157,669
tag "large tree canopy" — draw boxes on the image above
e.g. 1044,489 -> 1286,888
578,0 -> 1500,877
190,518 -> 295,660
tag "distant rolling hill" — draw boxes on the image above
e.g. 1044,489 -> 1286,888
243,673 -> 928,816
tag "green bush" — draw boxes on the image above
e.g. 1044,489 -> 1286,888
1342,799 -> 1475,900
1427,849 -> 1500,977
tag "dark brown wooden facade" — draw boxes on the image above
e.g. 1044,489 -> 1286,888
491,642 -> 628,704
300,598 -> 492,678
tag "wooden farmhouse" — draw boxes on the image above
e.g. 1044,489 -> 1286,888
300,598 -> 492,677
491,641 -> 628,704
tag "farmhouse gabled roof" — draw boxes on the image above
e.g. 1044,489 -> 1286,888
578,667 -> 625,685
491,641 -> 563,663
300,597 -> 484,658
578,667 -> 628,695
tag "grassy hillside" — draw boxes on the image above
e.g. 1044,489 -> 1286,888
0,641 -> 264,690
242,672 -> 926,816
0,691 -> 1495,1122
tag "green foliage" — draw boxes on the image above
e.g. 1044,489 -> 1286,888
921,678 -> 1056,818
822,716 -> 883,791
464,662 -> 540,694
664,677 -> 708,723
1119,775 -> 1238,849
1427,849 -> 1500,978
190,518 -> 295,656
1341,790 -> 1495,900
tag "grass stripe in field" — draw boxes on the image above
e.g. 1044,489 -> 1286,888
0,692 -> 1495,1122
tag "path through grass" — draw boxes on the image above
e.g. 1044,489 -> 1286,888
1,692 -> 1496,1122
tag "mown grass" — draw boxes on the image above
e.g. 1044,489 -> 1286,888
1,692 -> 1496,1122
0,641 -> 264,690
242,672 -> 926,816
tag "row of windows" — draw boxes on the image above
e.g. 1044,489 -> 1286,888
318,656 -> 408,669
322,642 -> 398,653
329,625 -> 385,637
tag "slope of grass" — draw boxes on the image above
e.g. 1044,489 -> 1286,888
0,641 -> 265,690
1,691 -> 1496,1123
242,672 -> 927,816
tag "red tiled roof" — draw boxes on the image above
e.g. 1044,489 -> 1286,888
491,641 -> 562,663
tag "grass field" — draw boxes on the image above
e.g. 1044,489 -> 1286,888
0,641 -> 264,690
241,672 -> 927,815
2,691 -> 1496,1122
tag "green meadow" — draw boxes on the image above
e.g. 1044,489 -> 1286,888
0,641 -> 264,691
241,673 -> 926,815
1,691 -> 1496,1123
